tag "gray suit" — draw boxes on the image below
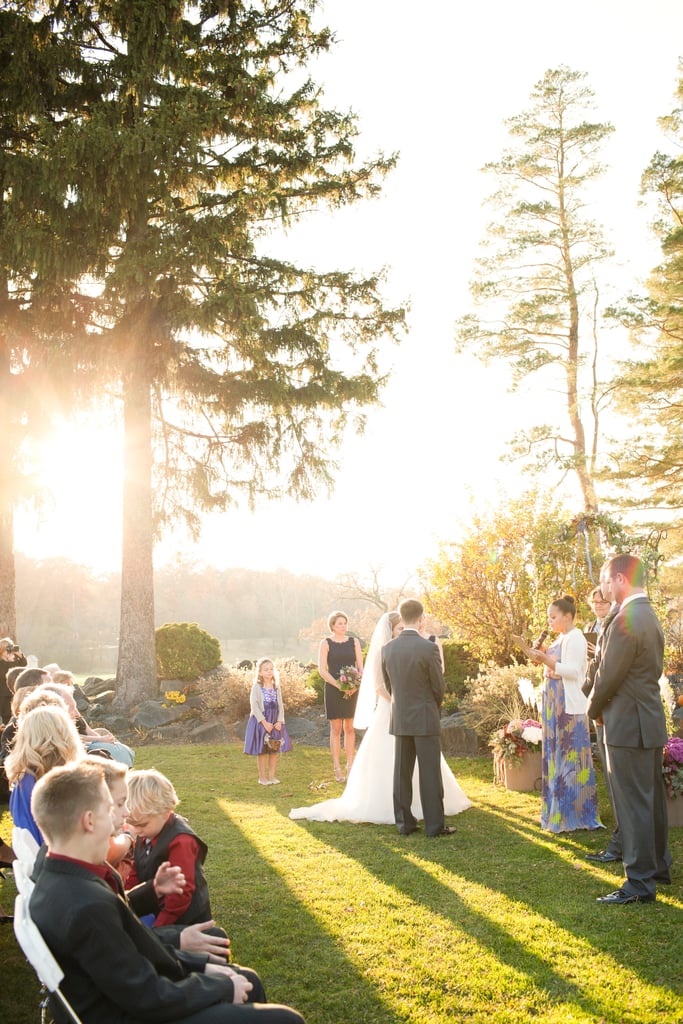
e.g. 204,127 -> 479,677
583,605 -> 622,857
587,596 -> 671,897
382,629 -> 445,835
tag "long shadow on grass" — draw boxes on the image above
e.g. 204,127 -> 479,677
209,806 -> 408,1024
288,805 -> 683,1019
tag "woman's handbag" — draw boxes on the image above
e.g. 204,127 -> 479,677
262,731 -> 282,753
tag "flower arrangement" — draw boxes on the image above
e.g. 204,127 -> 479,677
662,736 -> 683,800
491,718 -> 542,784
338,665 -> 361,698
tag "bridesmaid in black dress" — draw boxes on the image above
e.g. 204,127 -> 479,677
318,611 -> 363,782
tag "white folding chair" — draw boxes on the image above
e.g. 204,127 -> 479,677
12,826 -> 40,869
13,892 -> 84,1024
13,858 -> 34,897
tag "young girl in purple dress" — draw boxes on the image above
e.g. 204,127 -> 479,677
243,658 -> 292,785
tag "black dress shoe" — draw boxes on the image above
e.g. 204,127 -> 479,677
398,826 -> 420,835
596,888 -> 655,905
426,826 -> 457,837
585,850 -> 620,863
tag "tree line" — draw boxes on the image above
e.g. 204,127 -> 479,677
14,555 -> 390,674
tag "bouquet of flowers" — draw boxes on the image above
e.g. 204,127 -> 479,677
338,665 -> 361,698
490,718 -> 542,784
662,736 -> 683,799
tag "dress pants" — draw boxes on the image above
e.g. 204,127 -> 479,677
595,724 -> 621,857
606,744 -> 671,898
394,734 -> 444,835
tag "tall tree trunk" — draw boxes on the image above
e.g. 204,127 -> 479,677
116,356 -> 157,707
0,315 -> 16,638
0,500 -> 15,639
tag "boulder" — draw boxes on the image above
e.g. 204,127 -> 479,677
189,721 -> 231,744
82,676 -> 117,700
440,713 -> 480,757
286,716 -> 323,740
132,700 -> 186,730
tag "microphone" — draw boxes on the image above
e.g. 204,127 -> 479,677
531,629 -> 548,650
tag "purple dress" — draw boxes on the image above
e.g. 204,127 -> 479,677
243,686 -> 293,755
541,639 -> 602,833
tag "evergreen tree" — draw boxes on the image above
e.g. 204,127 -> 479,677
0,6 -> 91,636
5,1 -> 403,704
610,68 -> 683,516
455,67 -> 614,513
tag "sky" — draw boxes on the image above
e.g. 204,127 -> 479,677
15,0 -> 683,586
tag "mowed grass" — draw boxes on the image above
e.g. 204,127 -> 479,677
2,744 -> 682,1024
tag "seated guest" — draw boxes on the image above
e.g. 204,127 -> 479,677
125,768 -> 212,928
5,705 -> 83,844
13,667 -> 51,691
30,760 -> 304,1023
40,680 -> 135,767
88,755 -> 232,964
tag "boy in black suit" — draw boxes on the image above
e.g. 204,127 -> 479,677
30,759 -> 304,1023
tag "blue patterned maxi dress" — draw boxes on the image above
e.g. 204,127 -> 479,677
541,638 -> 602,833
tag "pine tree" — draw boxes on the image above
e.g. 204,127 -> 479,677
610,68 -> 683,515
456,67 -> 614,513
4,1 -> 403,703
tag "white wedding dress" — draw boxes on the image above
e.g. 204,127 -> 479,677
290,613 -> 471,825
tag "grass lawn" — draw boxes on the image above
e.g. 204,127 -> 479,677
1,744 -> 682,1024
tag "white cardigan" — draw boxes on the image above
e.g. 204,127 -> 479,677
552,627 -> 588,715
249,682 -> 285,724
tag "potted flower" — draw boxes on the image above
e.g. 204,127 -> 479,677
663,736 -> 683,827
491,718 -> 543,792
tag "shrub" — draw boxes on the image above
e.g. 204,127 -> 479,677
442,639 -> 478,710
199,660 -> 318,719
306,665 -> 324,703
156,622 -> 222,682
460,661 -> 544,743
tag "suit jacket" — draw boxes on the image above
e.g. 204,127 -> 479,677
381,630 -> 444,736
587,596 -> 667,749
30,855 -> 233,1024
582,604 -> 619,698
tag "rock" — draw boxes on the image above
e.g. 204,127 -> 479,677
82,676 -> 118,700
132,701 -> 186,730
189,721 -> 231,744
286,716 -> 324,740
440,713 -> 480,757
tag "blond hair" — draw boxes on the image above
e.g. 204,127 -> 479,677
126,768 -> 178,818
32,760 -> 108,844
253,657 -> 280,687
84,753 -> 128,789
327,610 -> 348,631
5,705 -> 83,784
17,688 -> 67,717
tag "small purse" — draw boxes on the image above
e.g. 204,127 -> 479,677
262,731 -> 282,753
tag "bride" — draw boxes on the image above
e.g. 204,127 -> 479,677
289,611 -> 471,824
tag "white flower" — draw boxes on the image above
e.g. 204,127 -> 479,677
518,677 -> 542,712
521,726 -> 542,745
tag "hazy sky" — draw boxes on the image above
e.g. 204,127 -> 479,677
16,0 -> 683,585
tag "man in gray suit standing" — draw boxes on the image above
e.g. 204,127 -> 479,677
587,554 -> 672,904
381,599 -> 455,837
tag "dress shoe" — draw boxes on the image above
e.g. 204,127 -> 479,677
596,888 -> 655,905
398,826 -> 420,836
426,826 -> 457,837
585,850 -> 620,863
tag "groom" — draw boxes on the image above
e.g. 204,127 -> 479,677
381,599 -> 455,837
